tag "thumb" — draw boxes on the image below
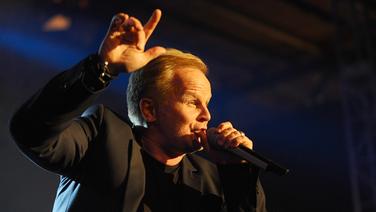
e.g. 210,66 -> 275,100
143,46 -> 166,61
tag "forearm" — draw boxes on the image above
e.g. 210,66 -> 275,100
10,55 -> 107,147
9,55 -> 117,176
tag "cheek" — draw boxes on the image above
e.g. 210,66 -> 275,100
164,106 -> 195,131
157,99 -> 198,126
172,108 -> 194,127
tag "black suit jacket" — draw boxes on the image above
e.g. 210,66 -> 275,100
10,57 -> 267,212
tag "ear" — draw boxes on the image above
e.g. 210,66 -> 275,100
139,98 -> 157,122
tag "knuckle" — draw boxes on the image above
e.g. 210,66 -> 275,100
222,128 -> 232,135
228,130 -> 238,138
218,121 -> 233,130
235,136 -> 243,143
223,121 -> 233,127
111,14 -> 127,30
112,13 -> 125,22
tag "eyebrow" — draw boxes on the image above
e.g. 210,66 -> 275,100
181,91 -> 212,104
182,90 -> 211,98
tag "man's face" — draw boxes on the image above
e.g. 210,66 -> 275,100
154,67 -> 212,155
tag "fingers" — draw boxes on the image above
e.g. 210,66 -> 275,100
125,17 -> 145,50
109,13 -> 143,33
125,16 -> 143,31
223,130 -> 244,148
108,13 -> 129,38
107,13 -> 146,49
217,122 -> 233,132
144,9 -> 162,40
112,13 -> 128,29
212,122 -> 253,149
104,10 -> 161,53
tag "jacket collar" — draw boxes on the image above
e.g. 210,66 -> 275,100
181,154 -> 202,192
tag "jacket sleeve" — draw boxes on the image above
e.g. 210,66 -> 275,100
218,164 -> 267,212
9,56 -> 110,178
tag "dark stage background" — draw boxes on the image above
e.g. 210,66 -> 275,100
1,0 -> 375,211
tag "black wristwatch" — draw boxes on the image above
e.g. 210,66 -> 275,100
81,54 -> 118,92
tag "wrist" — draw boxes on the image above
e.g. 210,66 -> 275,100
95,54 -> 119,82
81,54 -> 119,92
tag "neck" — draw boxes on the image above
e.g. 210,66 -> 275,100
141,129 -> 185,166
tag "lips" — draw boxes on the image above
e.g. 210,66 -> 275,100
192,128 -> 207,133
191,134 -> 204,152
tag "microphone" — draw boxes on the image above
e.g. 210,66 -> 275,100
227,146 -> 290,176
207,133 -> 290,176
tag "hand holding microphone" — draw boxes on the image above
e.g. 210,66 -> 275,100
195,121 -> 254,164
198,121 -> 289,176
207,121 -> 253,150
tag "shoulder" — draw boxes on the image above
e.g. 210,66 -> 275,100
82,104 -> 132,125
80,104 -> 134,135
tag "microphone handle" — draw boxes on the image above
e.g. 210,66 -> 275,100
227,146 -> 290,176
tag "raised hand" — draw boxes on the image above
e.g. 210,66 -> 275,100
98,9 -> 166,74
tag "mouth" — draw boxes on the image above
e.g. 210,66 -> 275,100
192,128 -> 207,134
193,129 -> 205,138
191,129 -> 207,149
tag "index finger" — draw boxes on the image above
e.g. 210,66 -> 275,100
144,9 -> 162,40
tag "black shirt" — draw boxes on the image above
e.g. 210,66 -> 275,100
140,150 -> 184,212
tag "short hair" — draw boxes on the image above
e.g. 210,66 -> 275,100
126,48 -> 208,126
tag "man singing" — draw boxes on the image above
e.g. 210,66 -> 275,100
10,9 -> 267,212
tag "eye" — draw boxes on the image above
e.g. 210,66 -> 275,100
188,100 -> 196,104
183,98 -> 198,107
187,100 -> 198,106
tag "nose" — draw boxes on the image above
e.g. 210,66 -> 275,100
198,104 -> 211,122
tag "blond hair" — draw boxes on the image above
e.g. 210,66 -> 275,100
126,48 -> 208,126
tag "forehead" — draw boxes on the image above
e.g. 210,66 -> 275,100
173,68 -> 212,97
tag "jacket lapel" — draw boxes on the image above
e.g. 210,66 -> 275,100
180,155 -> 226,211
122,140 -> 145,212
181,155 -> 202,192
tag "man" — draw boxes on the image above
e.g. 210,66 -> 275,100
10,9 -> 267,212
